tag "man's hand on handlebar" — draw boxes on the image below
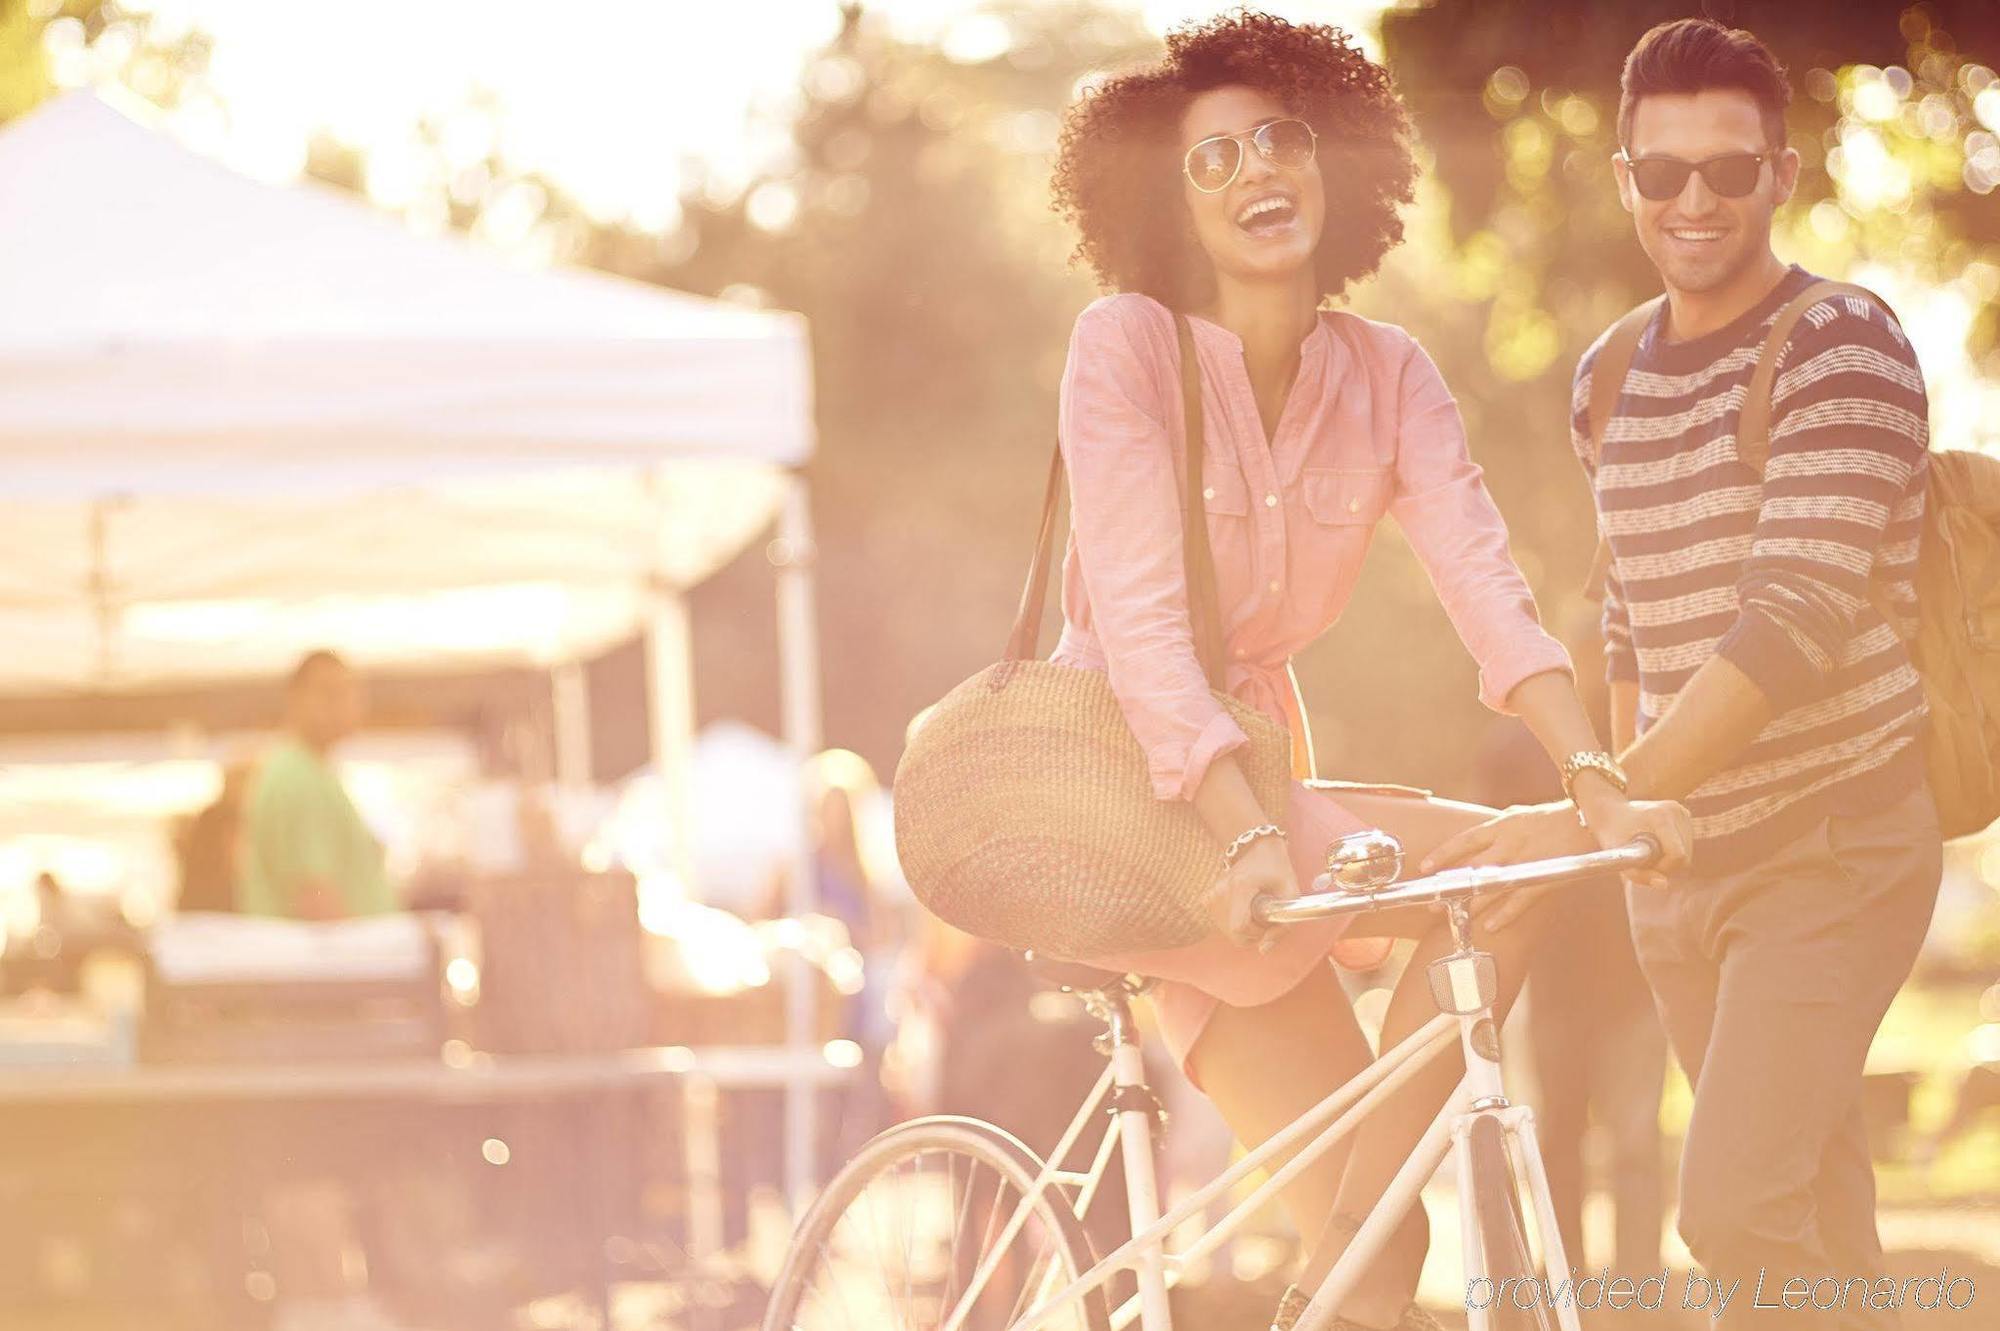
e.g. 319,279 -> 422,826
1419,798 -> 1693,932
1207,835 -> 1297,952
1576,795 -> 1694,887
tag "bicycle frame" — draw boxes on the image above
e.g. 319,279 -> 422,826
940,840 -> 1657,1331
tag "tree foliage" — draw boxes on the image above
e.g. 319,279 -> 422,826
4,2 -> 1994,797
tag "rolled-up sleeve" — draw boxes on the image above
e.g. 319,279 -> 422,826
1058,299 -> 1247,801
1386,338 -> 1572,711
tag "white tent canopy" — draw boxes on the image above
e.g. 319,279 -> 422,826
0,88 -> 829,1200
0,90 -> 814,693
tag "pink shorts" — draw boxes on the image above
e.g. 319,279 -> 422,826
1087,779 -> 1402,1086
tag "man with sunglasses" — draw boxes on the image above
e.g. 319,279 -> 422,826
1458,17 -> 1941,1328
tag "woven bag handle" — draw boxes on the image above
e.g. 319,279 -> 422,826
1005,312 -> 1225,689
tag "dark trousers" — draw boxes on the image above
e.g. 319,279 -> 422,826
1528,881 -> 1668,1276
1531,981 -> 1668,1276
1626,786 -> 1942,1329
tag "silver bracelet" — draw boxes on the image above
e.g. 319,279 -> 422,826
1222,823 -> 1286,868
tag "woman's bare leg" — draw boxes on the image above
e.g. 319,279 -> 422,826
1185,959 -> 1432,1314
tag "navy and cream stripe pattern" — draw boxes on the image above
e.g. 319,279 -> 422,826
1573,266 -> 1929,870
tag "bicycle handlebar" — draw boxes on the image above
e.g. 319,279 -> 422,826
1251,837 -> 1661,927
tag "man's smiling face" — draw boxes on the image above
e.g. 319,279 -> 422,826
1617,89 -> 1798,296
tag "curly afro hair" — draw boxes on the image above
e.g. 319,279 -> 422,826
1051,10 -> 1417,310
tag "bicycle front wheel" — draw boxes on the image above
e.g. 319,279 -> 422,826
762,1115 -> 1111,1331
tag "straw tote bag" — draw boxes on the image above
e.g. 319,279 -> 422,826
893,313 -> 1293,960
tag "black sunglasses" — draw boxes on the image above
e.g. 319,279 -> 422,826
1182,118 -> 1318,194
1616,150 -> 1770,201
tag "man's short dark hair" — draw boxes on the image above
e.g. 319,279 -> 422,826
1618,18 -> 1791,153
288,649 -> 347,694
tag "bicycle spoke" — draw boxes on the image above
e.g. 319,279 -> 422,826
771,1131 -> 1095,1331
1005,1234 -> 1059,1327
809,1229 -> 862,1331
857,1171 -> 909,1325
815,1196 -> 879,1330
939,1152 -> 969,1321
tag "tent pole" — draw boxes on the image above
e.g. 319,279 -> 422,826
644,589 -> 697,888
552,660 -> 593,792
774,474 -> 824,1209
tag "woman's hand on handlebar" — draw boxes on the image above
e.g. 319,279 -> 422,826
1206,835 -> 1297,952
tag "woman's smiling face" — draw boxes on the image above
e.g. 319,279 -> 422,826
1178,84 -> 1325,288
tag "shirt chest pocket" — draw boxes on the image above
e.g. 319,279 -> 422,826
1304,466 -> 1394,527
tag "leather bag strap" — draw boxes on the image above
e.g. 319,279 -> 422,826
1005,312 -> 1225,690
1737,280 -> 1889,477
1003,444 -> 1066,662
1176,314 -> 1225,689
1581,296 -> 1662,603
1586,297 -> 1662,470
1734,279 -> 1907,637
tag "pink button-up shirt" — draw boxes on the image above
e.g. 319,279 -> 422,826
1046,294 -> 1571,1072
1051,292 -> 1570,803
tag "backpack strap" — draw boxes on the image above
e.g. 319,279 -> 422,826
1735,279 -> 1910,640
1581,297 -> 1664,601
1736,280 -> 1894,477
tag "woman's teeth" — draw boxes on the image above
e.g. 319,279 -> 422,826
1236,197 -> 1296,232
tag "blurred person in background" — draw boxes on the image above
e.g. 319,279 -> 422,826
174,759 -> 254,914
1046,15 -> 1690,1328
2,871 -> 80,995
1474,610 -> 1667,1281
237,652 -> 409,1330
795,749 -> 907,1161
242,650 -> 397,919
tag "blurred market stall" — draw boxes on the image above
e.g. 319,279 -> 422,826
0,88 -> 830,1202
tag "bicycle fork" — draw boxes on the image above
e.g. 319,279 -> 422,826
1432,901 -> 1581,1331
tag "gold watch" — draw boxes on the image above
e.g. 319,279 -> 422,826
1559,750 -> 1629,803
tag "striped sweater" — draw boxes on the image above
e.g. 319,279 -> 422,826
1573,265 -> 1930,871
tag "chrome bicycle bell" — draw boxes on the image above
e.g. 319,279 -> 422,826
1323,830 -> 1404,894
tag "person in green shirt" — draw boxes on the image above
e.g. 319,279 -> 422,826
240,650 -> 397,918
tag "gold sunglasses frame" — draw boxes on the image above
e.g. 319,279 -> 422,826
1181,118 -> 1319,195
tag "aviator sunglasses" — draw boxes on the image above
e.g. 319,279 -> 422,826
1615,149 -> 1770,201
1182,117 -> 1318,194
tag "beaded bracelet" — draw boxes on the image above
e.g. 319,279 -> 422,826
1222,822 -> 1287,868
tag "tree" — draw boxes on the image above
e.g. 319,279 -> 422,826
0,1 -> 211,127
606,3 -> 1161,772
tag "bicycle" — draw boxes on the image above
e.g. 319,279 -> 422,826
762,832 -> 1661,1331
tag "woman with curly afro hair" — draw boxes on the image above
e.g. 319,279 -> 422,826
1043,13 -> 1692,1329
